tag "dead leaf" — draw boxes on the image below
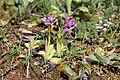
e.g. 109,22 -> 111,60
50,58 -> 62,64
0,58 -> 4,65
0,20 -> 6,26
106,48 -> 115,56
19,28 -> 33,34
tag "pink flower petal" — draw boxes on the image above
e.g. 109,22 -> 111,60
41,17 -> 47,22
63,27 -> 69,32
49,13 -> 55,22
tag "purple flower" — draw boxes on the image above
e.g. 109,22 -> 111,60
63,17 -> 76,32
41,13 -> 56,26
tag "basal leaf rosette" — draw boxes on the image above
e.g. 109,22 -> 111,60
37,44 -> 62,64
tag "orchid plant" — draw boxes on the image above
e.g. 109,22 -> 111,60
40,13 -> 77,64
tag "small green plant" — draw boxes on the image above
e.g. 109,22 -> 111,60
0,33 -> 9,43
88,47 -> 120,68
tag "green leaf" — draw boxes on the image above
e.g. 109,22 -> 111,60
74,0 -> 81,3
25,40 -> 41,49
23,0 -> 29,8
54,52 -> 64,58
82,63 -> 91,74
78,6 -> 89,13
64,64 -> 74,76
51,6 -> 60,12
89,54 -> 99,61
82,0 -> 90,2
94,53 -> 109,63
108,54 -> 120,61
1,51 -> 7,57
47,44 -> 56,59
50,58 -> 62,64
37,44 -> 56,60
91,18 -> 100,25
76,32 -> 83,38
111,61 -> 120,67
37,51 -> 46,59
95,48 -> 101,56
59,13 -> 67,18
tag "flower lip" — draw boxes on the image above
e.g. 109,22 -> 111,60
63,26 -> 69,32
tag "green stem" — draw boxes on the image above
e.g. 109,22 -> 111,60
61,32 -> 66,44
111,26 -> 118,38
48,28 -> 51,45
26,44 -> 30,78
66,0 -> 72,15
26,40 -> 32,78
